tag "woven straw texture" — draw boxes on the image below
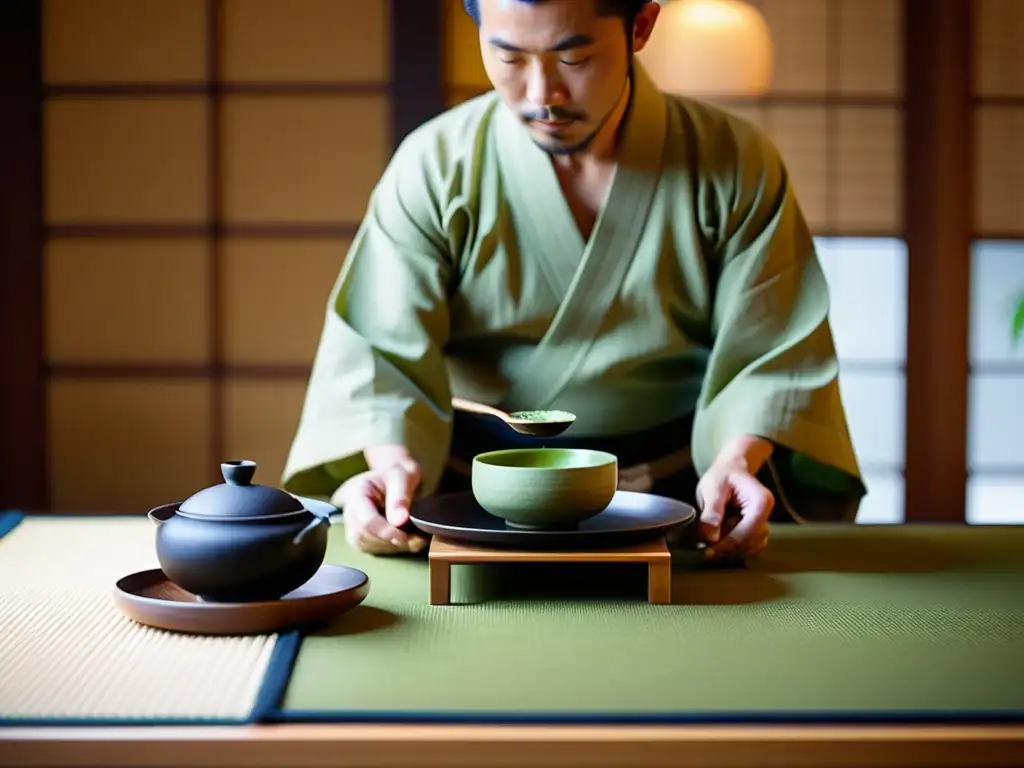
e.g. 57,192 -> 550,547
283,524 -> 1024,721
0,516 -> 278,723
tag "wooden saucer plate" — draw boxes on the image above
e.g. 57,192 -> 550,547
112,564 -> 369,636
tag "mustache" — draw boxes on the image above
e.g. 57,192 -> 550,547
521,105 -> 586,122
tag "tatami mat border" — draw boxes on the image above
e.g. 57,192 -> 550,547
0,511 -> 24,540
268,708 -> 1024,726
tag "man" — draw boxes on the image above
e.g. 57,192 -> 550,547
281,0 -> 866,560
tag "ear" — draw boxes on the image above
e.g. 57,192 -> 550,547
631,1 -> 661,53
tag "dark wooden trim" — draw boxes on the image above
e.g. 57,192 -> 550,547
44,223 -> 904,241
445,84 -> 903,108
902,0 -> 973,522
973,231 -> 1024,240
825,0 -> 841,230
972,96 -> 1024,107
48,364 -> 312,380
207,0 -> 225,486
45,82 -> 389,97
0,1 -> 46,511
390,0 -> 445,148
45,223 -> 361,239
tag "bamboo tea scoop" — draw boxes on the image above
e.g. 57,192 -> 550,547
451,397 -> 576,438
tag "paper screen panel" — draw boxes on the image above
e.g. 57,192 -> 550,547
855,472 -> 905,525
221,238 -> 350,365
968,375 -> 1024,470
47,380 -> 213,512
836,370 -> 906,469
836,0 -> 901,96
45,239 -> 211,365
967,478 -> 1024,525
968,240 -> 1024,366
43,0 -> 206,83
443,0 -> 488,90
759,0 -> 828,94
974,107 -> 1024,236
220,0 -> 389,83
974,0 -> 1024,97
834,106 -> 901,232
765,106 -> 828,231
223,381 -> 309,489
44,97 -> 208,223
814,237 -> 907,364
220,95 -> 390,223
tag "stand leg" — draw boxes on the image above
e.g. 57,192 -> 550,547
429,560 -> 451,606
647,561 -> 671,605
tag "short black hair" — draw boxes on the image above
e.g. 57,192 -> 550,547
463,0 -> 651,26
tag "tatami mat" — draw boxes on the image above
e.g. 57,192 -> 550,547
279,524 -> 1024,724
0,514 -> 287,725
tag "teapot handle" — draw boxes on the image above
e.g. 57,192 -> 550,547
289,495 -> 341,545
292,513 -> 331,546
291,495 -> 341,522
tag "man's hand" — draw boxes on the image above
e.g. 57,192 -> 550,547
695,436 -> 775,560
330,445 -> 429,556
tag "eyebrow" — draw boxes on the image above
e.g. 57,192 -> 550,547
486,33 -> 595,53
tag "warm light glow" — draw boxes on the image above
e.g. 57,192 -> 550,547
638,0 -> 774,97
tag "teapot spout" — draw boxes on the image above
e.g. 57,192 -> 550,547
147,504 -> 176,527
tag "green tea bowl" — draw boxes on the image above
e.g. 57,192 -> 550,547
470,448 -> 618,530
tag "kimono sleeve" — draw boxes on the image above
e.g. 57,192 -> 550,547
280,138 -> 456,499
690,121 -> 867,515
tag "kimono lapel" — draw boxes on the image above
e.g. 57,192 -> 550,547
496,63 -> 669,410
494,100 -> 586,298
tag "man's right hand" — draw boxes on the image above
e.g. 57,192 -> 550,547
330,445 -> 429,555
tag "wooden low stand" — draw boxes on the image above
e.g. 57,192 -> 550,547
427,536 -> 672,605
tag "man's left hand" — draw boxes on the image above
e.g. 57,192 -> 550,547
696,456 -> 775,561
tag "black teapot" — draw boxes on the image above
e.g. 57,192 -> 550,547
147,460 -> 338,602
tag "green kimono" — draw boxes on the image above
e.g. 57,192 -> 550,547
282,62 -> 867,522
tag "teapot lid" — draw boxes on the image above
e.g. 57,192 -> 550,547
179,461 -> 304,519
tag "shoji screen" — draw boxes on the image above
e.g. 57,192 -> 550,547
967,0 -> 1024,524
43,0 -> 393,512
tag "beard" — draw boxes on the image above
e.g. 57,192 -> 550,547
527,65 -> 633,157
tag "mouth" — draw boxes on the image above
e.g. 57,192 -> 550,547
532,119 -> 575,130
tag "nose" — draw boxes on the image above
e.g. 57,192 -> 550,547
525,60 -> 566,108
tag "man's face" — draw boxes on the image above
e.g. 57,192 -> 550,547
476,0 -> 658,155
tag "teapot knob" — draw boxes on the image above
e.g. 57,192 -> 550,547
221,460 -> 257,486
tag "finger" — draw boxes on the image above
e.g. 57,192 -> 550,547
696,478 -> 729,544
746,529 -> 770,558
720,510 -> 743,538
358,527 -> 429,556
383,463 -> 420,528
345,505 -> 397,554
354,531 -> 397,555
406,534 -> 430,554
355,500 -> 429,554
342,487 -> 410,551
708,483 -> 772,559
361,506 -> 412,550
